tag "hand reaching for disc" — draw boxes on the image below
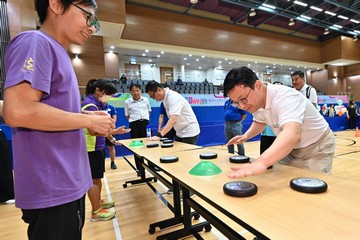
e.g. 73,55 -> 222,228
147,136 -> 160,141
226,135 -> 248,146
228,161 -> 268,179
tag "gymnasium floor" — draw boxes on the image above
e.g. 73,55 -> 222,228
1,130 -> 359,240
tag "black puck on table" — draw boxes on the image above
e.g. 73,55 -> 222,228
223,181 -> 258,197
290,177 -> 328,193
160,138 -> 169,142
199,152 -> 218,159
163,139 -> 174,144
161,143 -> 173,148
160,156 -> 179,163
229,155 -> 250,163
146,143 -> 159,148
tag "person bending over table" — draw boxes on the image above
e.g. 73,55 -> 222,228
158,102 -> 176,140
223,67 -> 335,179
146,81 -> 200,145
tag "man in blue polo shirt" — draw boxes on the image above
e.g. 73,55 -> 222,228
224,99 -> 247,155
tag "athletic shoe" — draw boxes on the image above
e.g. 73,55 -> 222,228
100,199 -> 115,209
111,162 -> 117,169
90,208 -> 115,222
1,199 -> 15,204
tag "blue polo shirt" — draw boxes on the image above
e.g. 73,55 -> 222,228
224,99 -> 246,121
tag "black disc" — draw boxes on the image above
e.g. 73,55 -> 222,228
161,143 -> 173,148
229,155 -> 250,163
160,156 -> 179,163
223,181 -> 258,197
160,138 -> 169,142
199,152 -> 218,159
163,139 -> 174,144
146,143 -> 159,148
290,177 -> 328,193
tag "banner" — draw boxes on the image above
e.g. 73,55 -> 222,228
317,95 -> 348,105
109,93 -> 226,108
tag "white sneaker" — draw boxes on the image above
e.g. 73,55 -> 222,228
4,199 -> 15,204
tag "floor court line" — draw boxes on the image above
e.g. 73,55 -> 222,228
104,175 -> 123,240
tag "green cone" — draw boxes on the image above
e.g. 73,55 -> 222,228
129,140 -> 144,147
189,161 -> 222,176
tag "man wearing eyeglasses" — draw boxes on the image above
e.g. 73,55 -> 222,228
223,67 -> 335,179
145,81 -> 200,145
4,1 -> 107,239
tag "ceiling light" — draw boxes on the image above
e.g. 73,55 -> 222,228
333,24 -> 342,28
338,15 -> 349,20
353,36 -> 358,42
249,8 -> 256,17
324,28 -> 330,35
300,15 -> 311,20
190,0 -> 198,4
310,6 -> 322,12
325,11 -> 336,16
354,30 -> 360,34
288,18 -> 295,26
294,1 -> 308,7
350,19 -> 360,24
261,3 -> 276,9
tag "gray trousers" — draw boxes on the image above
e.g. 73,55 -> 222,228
279,128 -> 335,174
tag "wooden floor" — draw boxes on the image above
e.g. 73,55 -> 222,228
1,130 -> 360,240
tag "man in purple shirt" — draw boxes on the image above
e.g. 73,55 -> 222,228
3,1 -> 115,239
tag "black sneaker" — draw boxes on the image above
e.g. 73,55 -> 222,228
111,162 -> 117,170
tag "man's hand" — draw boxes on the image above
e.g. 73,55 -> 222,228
87,114 -> 115,137
226,135 -> 248,146
147,136 -> 160,141
112,125 -> 131,135
228,161 -> 268,179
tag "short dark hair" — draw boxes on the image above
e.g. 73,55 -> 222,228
291,70 -> 304,79
129,83 -> 141,91
85,79 -> 117,96
145,80 -> 163,93
36,0 -> 98,25
223,67 -> 258,97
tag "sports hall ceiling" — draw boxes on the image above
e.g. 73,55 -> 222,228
113,0 -> 360,76
126,0 -> 360,41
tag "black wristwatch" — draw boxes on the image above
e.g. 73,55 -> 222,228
156,132 -> 163,138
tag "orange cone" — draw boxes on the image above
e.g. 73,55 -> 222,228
355,127 -> 360,137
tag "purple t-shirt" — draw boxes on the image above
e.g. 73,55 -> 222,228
4,30 -> 92,209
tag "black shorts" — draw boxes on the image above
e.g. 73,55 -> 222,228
22,195 -> 86,240
88,150 -> 105,179
105,138 -> 114,146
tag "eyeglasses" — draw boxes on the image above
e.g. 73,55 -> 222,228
71,3 -> 100,33
230,87 -> 252,107
149,90 -> 157,99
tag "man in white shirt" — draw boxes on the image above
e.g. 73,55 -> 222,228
223,67 -> 335,178
124,84 -> 151,138
291,70 -> 318,107
146,81 -> 200,145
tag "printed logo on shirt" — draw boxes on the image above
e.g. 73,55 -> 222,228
22,58 -> 34,72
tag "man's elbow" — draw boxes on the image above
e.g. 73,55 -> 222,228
3,109 -> 22,127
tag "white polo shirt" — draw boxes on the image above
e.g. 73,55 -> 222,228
299,83 -> 318,105
253,83 -> 328,149
124,96 -> 151,122
163,88 -> 200,138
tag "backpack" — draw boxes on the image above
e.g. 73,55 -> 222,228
305,86 -> 312,99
